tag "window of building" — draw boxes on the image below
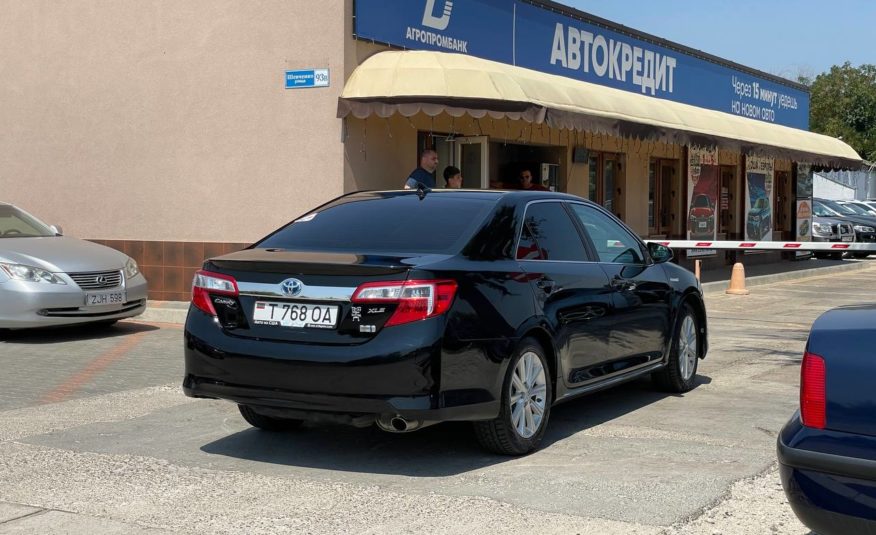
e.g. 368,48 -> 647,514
648,158 -> 679,237
587,152 -> 619,213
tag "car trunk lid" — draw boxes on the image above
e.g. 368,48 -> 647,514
199,248 -> 448,344
807,305 -> 876,437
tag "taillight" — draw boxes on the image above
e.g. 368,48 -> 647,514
352,279 -> 457,327
801,351 -> 826,429
192,270 -> 238,316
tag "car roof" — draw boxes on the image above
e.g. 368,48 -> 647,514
356,189 -> 592,203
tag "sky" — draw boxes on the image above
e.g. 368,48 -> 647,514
560,0 -> 874,80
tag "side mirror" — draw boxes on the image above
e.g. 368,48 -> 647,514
648,242 -> 673,264
50,225 -> 63,236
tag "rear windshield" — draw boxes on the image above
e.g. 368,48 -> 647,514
257,192 -> 498,254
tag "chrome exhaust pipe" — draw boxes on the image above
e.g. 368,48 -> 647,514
390,416 -> 409,432
376,414 -> 420,433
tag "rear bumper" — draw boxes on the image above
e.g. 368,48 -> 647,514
183,376 -> 499,422
183,308 -> 503,423
778,414 -> 876,535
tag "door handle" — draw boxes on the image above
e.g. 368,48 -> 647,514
536,277 -> 556,294
611,277 -> 637,291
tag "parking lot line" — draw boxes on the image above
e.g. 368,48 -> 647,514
39,332 -> 146,405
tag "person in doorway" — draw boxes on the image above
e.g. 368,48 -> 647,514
519,168 -> 548,191
443,166 -> 463,189
403,149 -> 439,189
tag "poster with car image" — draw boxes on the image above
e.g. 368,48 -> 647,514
686,147 -> 718,257
795,163 -> 813,258
797,201 -> 812,240
745,156 -> 774,241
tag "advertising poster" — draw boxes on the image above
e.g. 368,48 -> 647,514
796,162 -> 813,199
797,200 -> 812,241
744,156 -> 774,242
795,162 -> 814,258
686,147 -> 719,257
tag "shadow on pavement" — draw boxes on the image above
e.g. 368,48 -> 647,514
200,374 -> 711,477
0,321 -> 160,344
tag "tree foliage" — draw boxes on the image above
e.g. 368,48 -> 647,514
809,62 -> 876,162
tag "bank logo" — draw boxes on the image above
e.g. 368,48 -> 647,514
422,0 -> 453,31
407,0 -> 467,53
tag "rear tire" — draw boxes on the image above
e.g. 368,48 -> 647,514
473,337 -> 553,455
653,304 -> 699,393
238,404 -> 303,431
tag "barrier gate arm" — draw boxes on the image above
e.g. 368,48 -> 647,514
643,240 -> 876,252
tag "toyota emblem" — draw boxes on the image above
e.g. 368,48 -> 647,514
280,278 -> 303,297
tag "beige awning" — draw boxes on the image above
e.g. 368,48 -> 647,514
338,51 -> 862,168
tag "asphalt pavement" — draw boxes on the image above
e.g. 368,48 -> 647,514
1,261 -> 874,534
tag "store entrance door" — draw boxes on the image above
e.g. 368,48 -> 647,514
453,136 -> 489,189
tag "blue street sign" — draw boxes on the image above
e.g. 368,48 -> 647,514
285,69 -> 330,89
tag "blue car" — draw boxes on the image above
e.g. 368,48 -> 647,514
778,305 -> 876,534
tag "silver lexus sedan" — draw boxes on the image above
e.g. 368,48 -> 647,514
0,202 -> 148,329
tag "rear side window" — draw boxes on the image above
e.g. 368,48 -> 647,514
257,193 -> 496,254
516,224 -> 543,260
519,202 -> 588,261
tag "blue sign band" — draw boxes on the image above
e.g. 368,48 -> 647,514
354,0 -> 809,129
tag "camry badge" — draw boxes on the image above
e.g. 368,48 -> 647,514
280,278 -> 304,297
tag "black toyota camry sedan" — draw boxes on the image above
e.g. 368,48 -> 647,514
183,190 -> 708,455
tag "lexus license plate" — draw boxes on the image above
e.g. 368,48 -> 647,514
85,291 -> 126,306
253,301 -> 339,329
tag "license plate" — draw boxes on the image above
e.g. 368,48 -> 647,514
698,222 -> 707,229
842,236 -> 854,242
85,290 -> 126,306
252,301 -> 339,329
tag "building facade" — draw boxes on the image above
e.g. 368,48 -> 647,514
0,0 -> 860,300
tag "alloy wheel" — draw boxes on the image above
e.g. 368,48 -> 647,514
509,351 -> 548,439
678,315 -> 698,381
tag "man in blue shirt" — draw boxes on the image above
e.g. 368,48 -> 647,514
403,149 -> 439,189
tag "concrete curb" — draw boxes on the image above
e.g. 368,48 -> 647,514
134,301 -> 189,325
701,260 -> 873,295
130,261 -> 874,324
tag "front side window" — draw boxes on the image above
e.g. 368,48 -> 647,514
0,205 -> 55,238
569,204 -> 646,264
519,202 -> 587,261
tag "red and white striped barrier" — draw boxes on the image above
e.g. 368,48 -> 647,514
645,240 -> 876,252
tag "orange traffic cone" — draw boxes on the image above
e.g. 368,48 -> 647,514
725,262 -> 750,295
